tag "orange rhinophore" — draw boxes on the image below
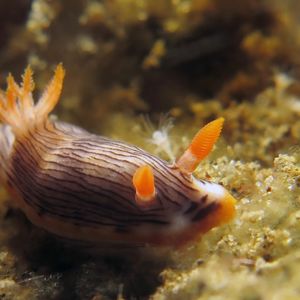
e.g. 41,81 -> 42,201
176,117 -> 224,173
0,65 -> 236,248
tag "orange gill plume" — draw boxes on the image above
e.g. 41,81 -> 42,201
0,64 -> 64,135
0,65 -> 236,248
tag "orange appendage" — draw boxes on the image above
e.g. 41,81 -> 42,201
189,117 -> 224,160
21,66 -> 35,109
0,64 -> 65,134
0,74 -> 21,128
22,66 -> 34,94
176,118 -> 224,173
6,74 -> 19,111
36,63 -> 65,118
133,165 -> 156,201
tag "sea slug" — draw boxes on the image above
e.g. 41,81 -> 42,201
0,65 -> 236,247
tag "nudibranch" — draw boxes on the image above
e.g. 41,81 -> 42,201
0,65 -> 236,247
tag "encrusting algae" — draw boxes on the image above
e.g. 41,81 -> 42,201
0,0 -> 300,300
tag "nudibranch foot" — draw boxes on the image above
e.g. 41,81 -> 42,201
0,65 -> 236,248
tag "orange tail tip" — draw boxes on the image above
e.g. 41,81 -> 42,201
0,64 -> 65,135
133,165 -> 156,205
176,117 -> 224,173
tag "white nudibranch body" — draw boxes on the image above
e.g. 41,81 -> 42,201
0,65 -> 236,247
